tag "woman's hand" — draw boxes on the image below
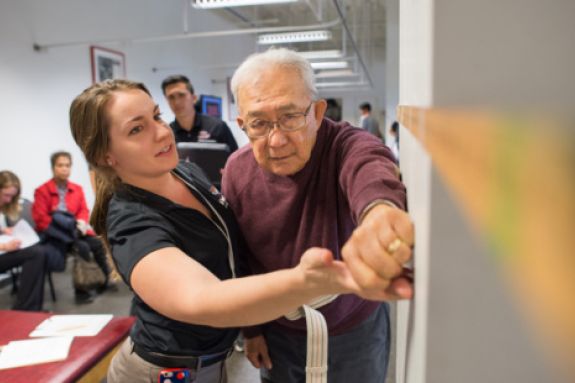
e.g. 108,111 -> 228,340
297,247 -> 358,296
0,239 -> 22,252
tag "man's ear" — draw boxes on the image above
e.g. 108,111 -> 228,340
314,99 -> 328,124
192,94 -> 198,104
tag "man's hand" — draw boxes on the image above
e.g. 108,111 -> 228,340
342,204 -> 414,301
244,334 -> 273,370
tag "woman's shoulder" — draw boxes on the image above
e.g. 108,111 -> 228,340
106,195 -> 177,248
107,192 -> 163,228
109,191 -> 157,214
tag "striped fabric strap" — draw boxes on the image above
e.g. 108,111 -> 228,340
285,295 -> 338,383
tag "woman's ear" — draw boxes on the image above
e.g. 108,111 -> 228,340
104,154 -> 116,167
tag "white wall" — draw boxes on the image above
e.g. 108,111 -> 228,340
395,125 -> 432,383
396,0 -> 574,382
432,0 -> 575,109
384,0 -> 399,140
395,1 -> 434,380
399,0 -> 434,107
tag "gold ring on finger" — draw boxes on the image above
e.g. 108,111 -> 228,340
387,238 -> 402,254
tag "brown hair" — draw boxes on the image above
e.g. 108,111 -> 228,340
0,170 -> 21,221
69,79 -> 151,246
161,74 -> 195,95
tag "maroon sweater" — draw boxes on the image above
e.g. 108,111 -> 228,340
221,118 -> 406,336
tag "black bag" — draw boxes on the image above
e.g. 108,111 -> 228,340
41,211 -> 78,272
45,211 -> 77,244
72,251 -> 106,290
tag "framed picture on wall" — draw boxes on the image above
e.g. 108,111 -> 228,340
90,46 -> 126,83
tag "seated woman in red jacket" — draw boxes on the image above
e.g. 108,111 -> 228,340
32,151 -> 112,304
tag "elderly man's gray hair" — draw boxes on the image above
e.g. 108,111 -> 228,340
231,47 -> 318,108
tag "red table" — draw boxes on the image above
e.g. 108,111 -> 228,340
0,310 -> 134,383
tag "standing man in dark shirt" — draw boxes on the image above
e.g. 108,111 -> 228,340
161,75 -> 238,152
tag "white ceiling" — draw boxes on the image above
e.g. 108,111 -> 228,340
195,0 -> 387,88
28,0 -> 388,90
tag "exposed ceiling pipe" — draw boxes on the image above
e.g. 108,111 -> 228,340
33,17 -> 340,51
316,81 -> 370,89
182,0 -> 189,33
224,8 -> 285,28
225,8 -> 259,28
304,0 -> 323,22
331,0 -> 374,88
341,12 -> 347,57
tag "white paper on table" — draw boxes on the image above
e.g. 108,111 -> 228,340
30,314 -> 114,338
0,336 -> 74,370
0,219 -> 40,255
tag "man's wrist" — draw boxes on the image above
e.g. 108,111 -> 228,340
359,199 -> 397,224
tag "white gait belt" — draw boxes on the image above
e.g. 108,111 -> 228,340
285,295 -> 338,383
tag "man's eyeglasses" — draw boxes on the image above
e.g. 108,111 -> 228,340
241,102 -> 314,139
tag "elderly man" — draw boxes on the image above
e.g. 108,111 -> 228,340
222,48 -> 414,383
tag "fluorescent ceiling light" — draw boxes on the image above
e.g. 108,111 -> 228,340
192,0 -> 299,8
315,69 -> 357,79
258,30 -> 332,45
299,50 -> 343,60
316,81 -> 369,88
310,61 -> 349,70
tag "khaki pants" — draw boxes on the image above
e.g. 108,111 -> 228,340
108,338 -> 228,383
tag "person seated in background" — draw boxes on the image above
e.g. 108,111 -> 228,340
0,170 -> 46,311
32,151 -> 112,304
161,74 -> 238,152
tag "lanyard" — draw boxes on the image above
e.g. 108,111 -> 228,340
175,174 -> 236,279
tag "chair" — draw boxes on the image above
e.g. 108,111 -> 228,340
46,271 -> 57,301
9,266 -> 21,295
9,266 -> 57,303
